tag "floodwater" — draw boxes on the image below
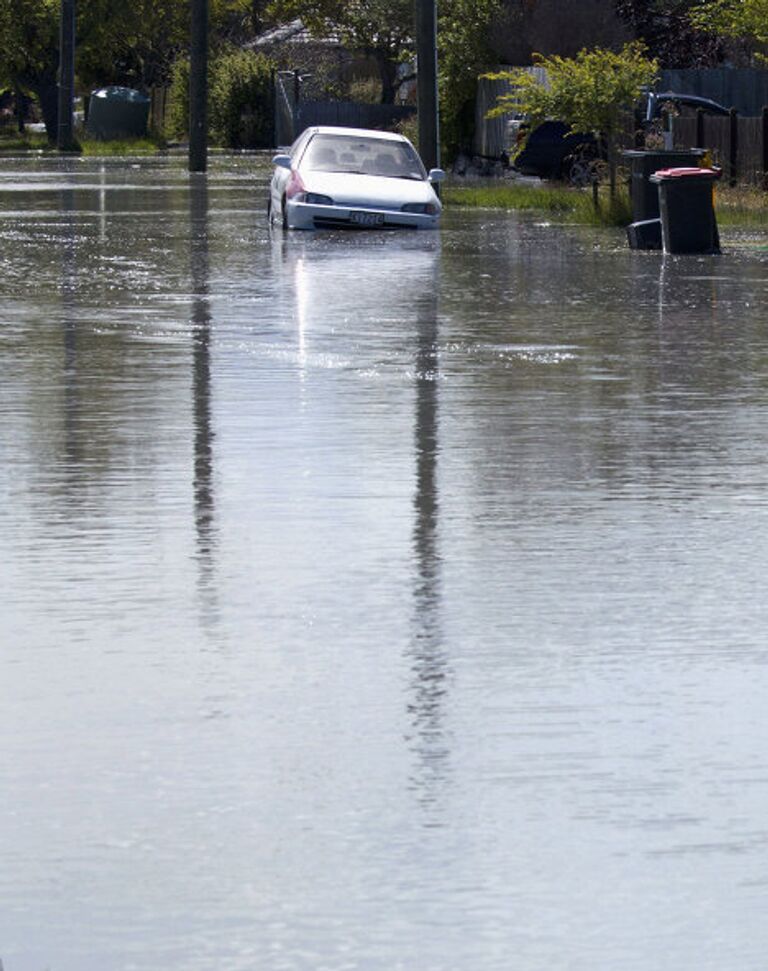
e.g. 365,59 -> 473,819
2,155 -> 768,971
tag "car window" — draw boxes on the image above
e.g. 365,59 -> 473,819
289,129 -> 312,160
300,134 -> 426,179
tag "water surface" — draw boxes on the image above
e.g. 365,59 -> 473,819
2,156 -> 768,971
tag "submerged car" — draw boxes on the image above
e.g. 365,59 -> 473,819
268,126 -> 444,230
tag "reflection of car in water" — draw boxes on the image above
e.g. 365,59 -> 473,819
269,125 -> 445,231
269,232 -> 440,357
509,92 -> 730,184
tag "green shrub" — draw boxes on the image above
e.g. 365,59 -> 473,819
166,48 -> 275,148
166,57 -> 190,141
210,48 -> 274,148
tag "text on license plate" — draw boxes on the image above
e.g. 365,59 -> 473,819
350,211 -> 384,226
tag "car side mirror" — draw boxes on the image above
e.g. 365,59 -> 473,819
428,168 -> 445,183
272,154 -> 292,170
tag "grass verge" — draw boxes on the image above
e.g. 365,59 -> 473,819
0,131 -> 168,156
445,179 -> 768,229
443,181 -> 632,226
714,186 -> 768,228
0,130 -> 51,152
80,136 -> 167,156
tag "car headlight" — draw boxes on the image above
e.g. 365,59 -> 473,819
401,202 -> 438,214
304,193 -> 334,205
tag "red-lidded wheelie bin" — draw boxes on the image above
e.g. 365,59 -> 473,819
649,166 -> 721,254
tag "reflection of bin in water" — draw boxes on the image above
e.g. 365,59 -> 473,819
86,86 -> 150,139
650,167 -> 721,255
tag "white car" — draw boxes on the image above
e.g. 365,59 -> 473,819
268,125 -> 444,230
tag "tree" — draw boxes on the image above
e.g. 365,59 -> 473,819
267,0 -> 414,103
0,0 -> 60,140
439,0 -> 502,157
689,0 -> 768,60
0,0 -> 256,141
486,41 -> 659,196
266,0 -> 501,153
614,0 -> 722,66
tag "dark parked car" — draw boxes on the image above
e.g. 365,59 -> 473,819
510,91 -> 730,184
644,91 -> 730,124
511,121 -> 598,183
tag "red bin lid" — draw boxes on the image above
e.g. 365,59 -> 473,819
651,166 -> 721,179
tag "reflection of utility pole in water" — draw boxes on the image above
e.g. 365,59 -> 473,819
408,278 -> 451,811
60,173 -> 82,475
189,176 -> 218,620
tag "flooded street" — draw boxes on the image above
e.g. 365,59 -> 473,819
2,155 -> 768,970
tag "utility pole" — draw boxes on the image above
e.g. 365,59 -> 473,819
189,0 -> 209,172
57,0 -> 76,151
415,0 -> 439,172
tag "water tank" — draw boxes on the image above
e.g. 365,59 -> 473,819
86,86 -> 150,139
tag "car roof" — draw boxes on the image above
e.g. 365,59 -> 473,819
646,92 -> 730,119
302,126 -> 407,142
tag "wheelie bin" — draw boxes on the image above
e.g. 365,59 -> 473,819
649,166 -> 721,255
623,149 -> 706,250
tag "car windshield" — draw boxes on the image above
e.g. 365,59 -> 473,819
300,133 -> 427,180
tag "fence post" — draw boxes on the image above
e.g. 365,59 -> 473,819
728,107 -> 738,186
762,106 -> 768,190
696,108 -> 705,148
633,108 -> 644,149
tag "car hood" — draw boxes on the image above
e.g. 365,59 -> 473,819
301,171 -> 440,209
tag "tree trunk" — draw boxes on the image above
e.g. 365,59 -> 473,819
14,87 -> 25,134
375,53 -> 398,105
606,133 -> 617,200
19,71 -> 59,142
38,80 -> 59,143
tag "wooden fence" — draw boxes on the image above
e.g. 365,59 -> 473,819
297,101 -> 414,136
658,68 -> 768,117
274,70 -> 415,146
672,109 -> 768,187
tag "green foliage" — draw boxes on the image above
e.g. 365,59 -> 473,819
348,76 -> 382,104
166,58 -> 191,141
0,129 -> 51,152
0,0 -> 259,139
614,0 -> 722,67
267,0 -> 412,103
167,48 -> 275,148
266,0 -> 500,152
80,136 -> 166,155
689,0 -> 768,54
439,0 -> 502,158
487,42 -> 658,144
0,0 -> 60,136
0,0 -> 57,83
486,42 -> 658,194
210,48 -> 275,148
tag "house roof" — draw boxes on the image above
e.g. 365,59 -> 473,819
253,18 -> 342,48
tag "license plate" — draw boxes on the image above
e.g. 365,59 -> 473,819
350,211 -> 384,226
